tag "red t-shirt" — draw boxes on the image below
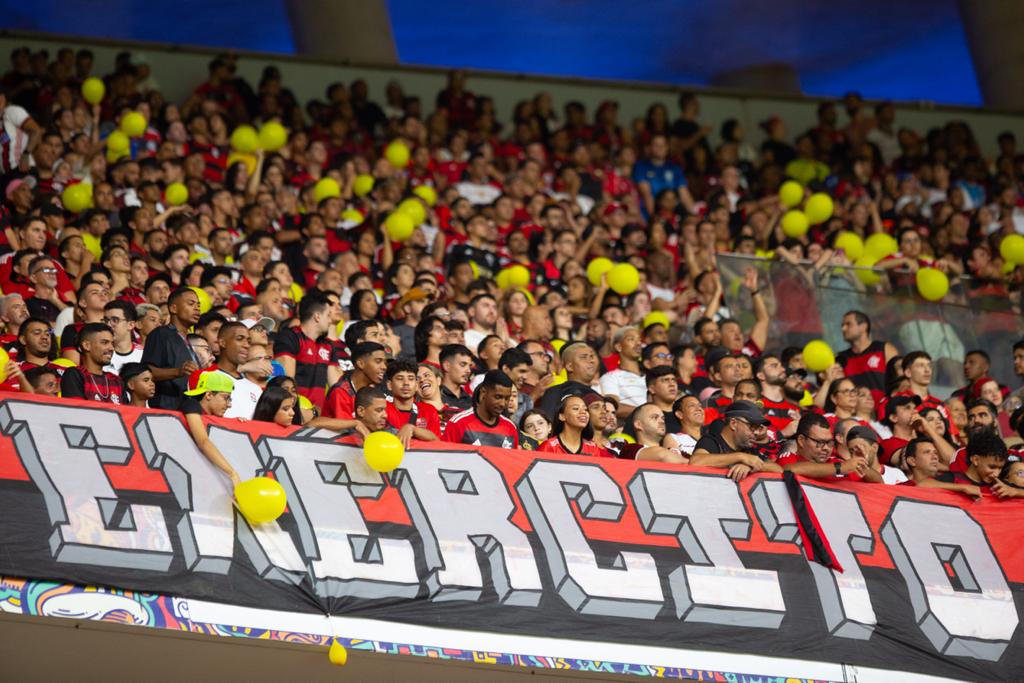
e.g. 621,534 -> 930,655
537,436 -> 611,458
443,409 -> 518,448
322,376 -> 358,420
385,400 -> 441,438
880,436 -> 909,465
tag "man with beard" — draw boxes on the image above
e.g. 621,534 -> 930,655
17,317 -> 54,370
755,353 -> 800,436
539,342 -> 600,418
836,310 -> 898,406
612,402 -> 686,463
60,323 -> 127,405
141,287 -> 201,410
691,400 -> 783,480
947,399 -> 1001,474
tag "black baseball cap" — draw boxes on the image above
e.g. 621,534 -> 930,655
884,393 -> 921,421
846,425 -> 879,445
724,400 -> 769,426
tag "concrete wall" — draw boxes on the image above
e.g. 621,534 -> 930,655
3,30 -> 1022,156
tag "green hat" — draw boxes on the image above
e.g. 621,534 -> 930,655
184,370 -> 234,396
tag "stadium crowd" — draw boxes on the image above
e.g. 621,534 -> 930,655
1,45 -> 1023,498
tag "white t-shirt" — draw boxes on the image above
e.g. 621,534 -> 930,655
215,369 -> 263,420
455,182 -> 501,205
881,466 -> 908,485
463,327 -> 491,356
599,369 -> 647,407
666,432 -> 698,454
1,104 -> 30,173
106,345 -> 143,375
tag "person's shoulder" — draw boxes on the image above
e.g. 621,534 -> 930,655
447,408 -> 474,425
497,414 -> 517,430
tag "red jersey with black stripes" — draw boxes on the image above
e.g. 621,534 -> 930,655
836,341 -> 887,404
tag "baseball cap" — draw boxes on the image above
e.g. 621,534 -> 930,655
241,316 -> 276,332
184,370 -> 234,396
884,392 -> 921,420
582,391 -> 605,407
397,287 -> 431,309
724,399 -> 770,426
5,176 -> 36,199
704,347 -> 735,372
846,425 -> 879,445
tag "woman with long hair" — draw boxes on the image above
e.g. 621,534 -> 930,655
414,315 -> 447,365
416,362 -> 445,413
537,394 -> 609,457
348,289 -> 379,322
251,385 -> 296,427
500,289 -> 530,341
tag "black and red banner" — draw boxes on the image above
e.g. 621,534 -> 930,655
0,394 -> 1020,680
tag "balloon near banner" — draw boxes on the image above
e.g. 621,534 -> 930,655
833,231 -> 864,261
916,267 -> 949,302
61,183 -> 92,213
234,477 -> 287,524
778,180 -> 803,208
999,234 -> 1024,266
363,431 -> 404,473
805,193 -> 834,224
165,182 -> 189,207
384,212 -> 415,242
854,256 -> 882,285
353,174 -> 374,197
121,111 -> 147,138
188,286 -> 212,314
341,209 -> 364,225
397,197 -> 426,225
230,125 -> 260,154
258,121 -> 288,152
802,339 -> 835,373
781,210 -> 809,237
586,257 -> 614,286
412,184 -> 437,206
608,263 -> 640,295
313,177 -> 341,204
384,140 -> 410,168
328,639 -> 348,666
643,311 -> 670,330
81,77 -> 105,104
106,130 -> 130,155
865,232 -> 898,260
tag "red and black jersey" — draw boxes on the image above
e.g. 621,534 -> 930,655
836,341 -> 887,404
760,397 -> 799,432
386,400 -> 441,438
443,409 -> 518,448
537,436 -> 611,458
59,322 -> 86,354
274,327 -> 332,409
59,366 -> 126,405
322,375 -> 359,420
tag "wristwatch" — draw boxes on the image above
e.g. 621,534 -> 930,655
834,462 -> 842,476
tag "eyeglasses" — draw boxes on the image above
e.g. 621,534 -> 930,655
801,434 -> 835,450
652,352 -> 672,360
33,267 -> 57,275
102,316 -> 125,325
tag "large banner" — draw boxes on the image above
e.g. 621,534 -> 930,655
0,394 -> 1021,680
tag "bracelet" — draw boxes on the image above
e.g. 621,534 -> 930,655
834,461 -> 842,476
750,288 -> 761,296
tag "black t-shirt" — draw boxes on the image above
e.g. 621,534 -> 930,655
664,410 -> 681,435
26,297 -> 60,324
693,430 -> 733,455
181,397 -> 202,416
141,324 -> 195,411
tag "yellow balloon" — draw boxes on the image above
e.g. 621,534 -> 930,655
313,177 -> 341,204
353,174 -> 374,197
802,339 -> 835,373
549,369 -> 568,386
854,256 -> 881,285
778,180 -> 803,208
230,125 -> 260,153
81,77 -> 105,105
107,148 -> 128,163
234,477 -> 287,524
0,346 -> 8,382
805,193 -> 834,224
833,231 -> 864,261
609,432 -> 635,444
864,233 -> 898,259
121,111 -> 147,138
398,197 -> 426,225
384,140 -> 410,168
341,209 -> 364,225
328,639 -> 348,666
106,130 -> 130,154
643,311 -> 670,329
188,286 -> 212,314
165,182 -> 189,207
52,357 -> 77,369
781,210 -> 809,238
785,158 -> 818,186
608,263 -> 640,295
61,183 -> 92,213
226,152 -> 257,175
258,121 -> 288,151
916,267 -> 949,302
384,212 -> 415,242
502,264 -> 531,288
412,184 -> 437,206
364,431 -> 404,472
1000,234 -> 1024,265
586,257 -> 614,286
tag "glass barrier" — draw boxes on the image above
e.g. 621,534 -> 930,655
715,253 -> 1024,397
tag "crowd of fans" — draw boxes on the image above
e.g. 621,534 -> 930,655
1,44 -> 1023,498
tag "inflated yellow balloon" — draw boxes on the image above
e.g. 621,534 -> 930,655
384,140 -> 410,168
1000,234 -> 1024,265
607,263 -> 640,295
781,210 -> 809,238
802,339 -> 835,373
833,231 -> 864,261
864,233 -> 898,260
188,286 -> 212,314
854,256 -> 881,285
0,347 -> 8,382
121,111 -> 147,138
341,209 -> 364,225
586,257 -> 614,286
398,197 -> 426,225
778,180 -> 803,208
61,183 -> 92,213
643,311 -> 670,329
258,121 -> 288,151
230,125 -> 259,153
805,193 -> 834,224
384,212 -> 415,241
234,477 -> 287,524
328,639 -> 348,666
106,130 -> 130,154
165,182 -> 189,207
81,77 -> 105,105
785,158 -> 819,186
52,357 -> 76,369
364,431 -> 404,472
353,174 -> 375,197
549,368 -> 568,386
503,264 -> 531,288
313,177 -> 341,204
916,267 -> 949,302
412,184 -> 437,206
